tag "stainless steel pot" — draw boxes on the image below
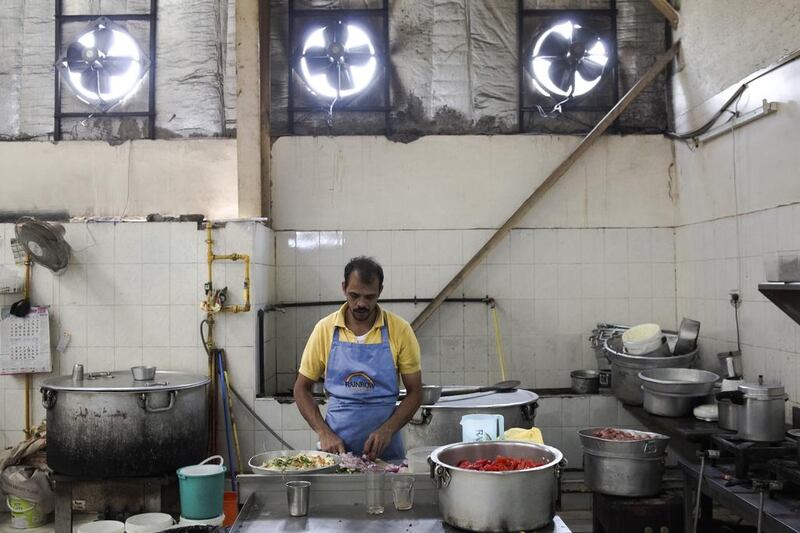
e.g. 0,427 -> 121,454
717,398 -> 738,431
401,389 -> 538,453
429,441 -> 563,532
579,427 -> 670,497
639,368 -> 719,417
41,370 -> 210,477
604,335 -> 698,405
570,370 -> 600,394
717,376 -> 786,442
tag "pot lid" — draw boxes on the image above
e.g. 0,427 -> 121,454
738,377 -> 784,399
41,371 -> 210,392
423,388 -> 538,409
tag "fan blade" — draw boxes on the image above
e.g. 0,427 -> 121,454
335,21 -> 347,45
549,59 -> 575,93
102,56 -> 136,76
571,26 -> 597,47
305,55 -> 332,75
339,65 -> 356,91
81,69 -> 99,94
537,31 -> 570,58
98,72 -> 112,94
577,57 -> 605,81
94,27 -> 114,55
345,51 -> 373,68
66,43 -> 86,62
325,64 -> 341,93
66,58 -> 91,73
323,23 -> 338,46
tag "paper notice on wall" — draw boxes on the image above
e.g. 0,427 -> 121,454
0,307 -> 52,374
0,266 -> 23,294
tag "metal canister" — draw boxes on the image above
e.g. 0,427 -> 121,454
735,377 -> 786,442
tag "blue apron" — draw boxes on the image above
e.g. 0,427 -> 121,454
324,322 -> 405,460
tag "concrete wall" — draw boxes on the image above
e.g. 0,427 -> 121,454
671,1 -> 800,421
0,140 -> 238,219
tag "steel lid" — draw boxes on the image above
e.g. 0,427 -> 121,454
41,371 -> 210,392
738,380 -> 784,399
425,388 -> 538,409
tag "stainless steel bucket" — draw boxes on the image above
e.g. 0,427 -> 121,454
579,427 -> 670,497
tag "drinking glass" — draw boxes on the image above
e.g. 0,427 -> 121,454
391,475 -> 415,511
365,469 -> 385,515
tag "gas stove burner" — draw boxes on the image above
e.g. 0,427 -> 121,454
711,434 -> 798,479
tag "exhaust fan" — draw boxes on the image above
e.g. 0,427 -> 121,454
58,17 -> 150,112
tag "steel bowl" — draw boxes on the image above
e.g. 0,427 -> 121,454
248,450 -> 340,475
638,368 -> 719,396
422,385 -> 442,405
131,365 -> 156,381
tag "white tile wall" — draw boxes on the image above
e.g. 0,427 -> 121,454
0,221 -> 270,450
271,228 -> 676,390
675,204 -> 800,420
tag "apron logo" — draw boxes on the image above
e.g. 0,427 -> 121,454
344,371 -> 375,390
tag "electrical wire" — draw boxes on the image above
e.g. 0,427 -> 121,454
665,84 -> 748,142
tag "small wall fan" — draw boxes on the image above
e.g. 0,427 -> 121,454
9,218 -> 72,317
298,20 -> 378,100
530,20 -> 609,100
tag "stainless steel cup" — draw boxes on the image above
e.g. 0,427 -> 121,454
286,480 -> 311,517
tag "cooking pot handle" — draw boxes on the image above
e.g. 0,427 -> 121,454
715,390 -> 745,405
643,440 -> 660,455
430,463 -> 451,489
138,390 -> 177,413
521,402 -> 536,423
409,407 -> 432,426
41,388 -> 57,410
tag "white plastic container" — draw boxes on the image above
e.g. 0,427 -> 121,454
406,446 -> 438,473
622,323 -> 663,355
460,414 -> 504,442
178,514 -> 225,526
77,521 -> 126,533
125,513 -> 174,533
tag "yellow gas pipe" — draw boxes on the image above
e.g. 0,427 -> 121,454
23,254 -> 32,438
204,222 -> 250,471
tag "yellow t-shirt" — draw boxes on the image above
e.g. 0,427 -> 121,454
298,304 -> 421,381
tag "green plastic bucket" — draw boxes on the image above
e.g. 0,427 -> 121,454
177,455 -> 226,520
7,495 -> 47,529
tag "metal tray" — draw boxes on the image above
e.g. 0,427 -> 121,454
248,450 -> 340,475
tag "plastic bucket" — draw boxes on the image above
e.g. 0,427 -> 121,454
7,496 -> 47,529
223,492 -> 238,526
77,521 -> 125,533
125,513 -> 174,533
176,455 -> 226,520
460,414 -> 504,442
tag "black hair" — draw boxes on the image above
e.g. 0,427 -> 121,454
344,256 -> 384,287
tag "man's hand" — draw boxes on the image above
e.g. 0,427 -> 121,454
318,429 -> 346,454
363,427 -> 394,460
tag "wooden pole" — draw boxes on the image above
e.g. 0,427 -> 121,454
648,0 -> 680,28
411,42 -> 680,331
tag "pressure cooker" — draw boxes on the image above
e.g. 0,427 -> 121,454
716,375 -> 787,442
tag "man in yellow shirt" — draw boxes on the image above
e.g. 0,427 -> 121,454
294,256 -> 423,460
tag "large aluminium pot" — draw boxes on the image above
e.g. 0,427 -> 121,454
579,427 -> 670,497
604,335 -> 698,406
41,370 -> 210,477
400,389 -> 538,453
429,440 -> 563,532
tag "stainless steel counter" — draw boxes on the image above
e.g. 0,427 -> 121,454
233,474 -> 571,532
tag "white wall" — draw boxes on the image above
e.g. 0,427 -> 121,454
0,140 -> 238,219
267,135 -> 677,395
0,221 -> 272,462
271,135 -> 676,230
672,1 -> 800,420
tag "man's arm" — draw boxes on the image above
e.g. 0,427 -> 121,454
362,370 -> 422,460
293,373 -> 345,454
